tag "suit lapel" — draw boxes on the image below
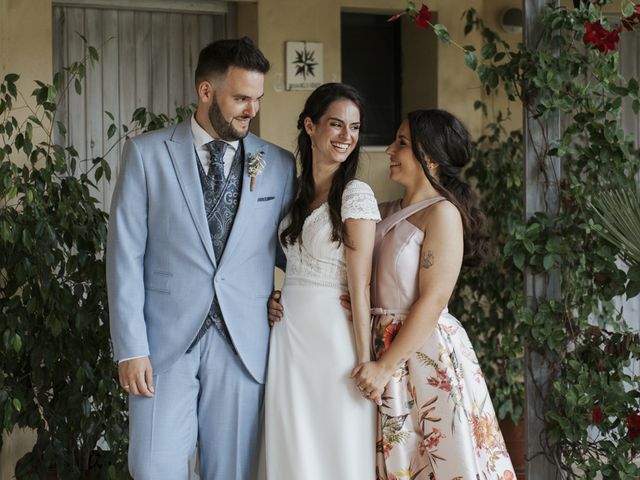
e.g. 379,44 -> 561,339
165,120 -> 217,267
218,133 -> 269,268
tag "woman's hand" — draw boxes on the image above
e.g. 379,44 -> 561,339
351,361 -> 394,406
268,290 -> 284,326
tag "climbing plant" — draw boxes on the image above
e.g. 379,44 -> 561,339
393,1 -> 640,477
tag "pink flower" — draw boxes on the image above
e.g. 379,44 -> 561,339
415,4 -> 433,29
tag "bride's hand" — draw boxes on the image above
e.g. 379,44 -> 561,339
351,361 -> 393,406
268,290 -> 284,326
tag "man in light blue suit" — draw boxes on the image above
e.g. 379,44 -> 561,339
106,37 -> 296,479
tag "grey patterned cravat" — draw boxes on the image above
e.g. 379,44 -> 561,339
205,139 -> 227,216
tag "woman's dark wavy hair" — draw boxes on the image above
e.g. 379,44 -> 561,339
407,109 -> 489,268
280,83 -> 364,247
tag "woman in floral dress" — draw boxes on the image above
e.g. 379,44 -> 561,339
351,109 -> 515,479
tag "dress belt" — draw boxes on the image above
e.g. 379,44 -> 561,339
371,307 -> 449,316
371,307 -> 409,316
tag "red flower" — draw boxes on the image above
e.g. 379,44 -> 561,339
583,20 -> 622,53
627,411 -> 640,441
621,4 -> 640,31
415,4 -> 433,29
591,406 -> 604,424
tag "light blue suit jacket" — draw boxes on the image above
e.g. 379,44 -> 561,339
106,120 -> 296,383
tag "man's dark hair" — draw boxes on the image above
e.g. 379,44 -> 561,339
195,36 -> 270,88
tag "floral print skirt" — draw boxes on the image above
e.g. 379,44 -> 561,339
373,310 -> 515,480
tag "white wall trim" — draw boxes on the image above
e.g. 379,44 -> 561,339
52,0 -> 229,14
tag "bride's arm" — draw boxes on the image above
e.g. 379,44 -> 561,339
344,218 -> 376,365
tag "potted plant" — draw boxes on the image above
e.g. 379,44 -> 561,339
0,44 -> 191,479
0,45 -> 132,477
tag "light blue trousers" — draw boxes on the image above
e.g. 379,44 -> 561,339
127,328 -> 264,479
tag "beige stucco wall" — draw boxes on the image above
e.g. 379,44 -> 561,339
0,0 -> 53,167
244,0 -> 523,203
1,2 -> 52,476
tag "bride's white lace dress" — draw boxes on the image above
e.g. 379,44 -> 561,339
264,180 -> 380,479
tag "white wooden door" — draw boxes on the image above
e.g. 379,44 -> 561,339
52,2 -> 232,211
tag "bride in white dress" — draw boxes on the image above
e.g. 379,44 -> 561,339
264,83 -> 380,479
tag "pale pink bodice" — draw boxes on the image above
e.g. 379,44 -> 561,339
371,197 -> 445,313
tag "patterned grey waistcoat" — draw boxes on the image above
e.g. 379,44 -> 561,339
187,143 -> 244,352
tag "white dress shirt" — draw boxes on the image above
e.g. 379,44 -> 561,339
190,114 -> 240,178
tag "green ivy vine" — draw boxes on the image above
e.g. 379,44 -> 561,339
396,0 -> 640,477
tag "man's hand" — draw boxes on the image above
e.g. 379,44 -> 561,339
268,290 -> 284,326
119,357 -> 154,397
339,293 -> 353,322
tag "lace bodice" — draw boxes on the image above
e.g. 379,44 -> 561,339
280,180 -> 380,289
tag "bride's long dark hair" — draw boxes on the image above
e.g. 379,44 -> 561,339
407,109 -> 489,267
280,83 -> 364,246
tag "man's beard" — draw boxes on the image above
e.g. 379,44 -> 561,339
208,94 -> 251,141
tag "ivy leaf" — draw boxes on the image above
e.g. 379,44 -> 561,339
543,254 -> 555,271
57,121 -> 67,137
36,86 -> 49,105
464,50 -> 478,71
4,73 -> 19,83
626,278 -> 640,299
102,159 -> 112,182
12,334 -> 22,353
609,84 -> 628,96
107,124 -> 117,140
481,42 -> 497,60
88,46 -> 99,63
513,251 -> 525,270
487,70 -> 499,89
433,24 -> 450,44
622,2 -> 635,17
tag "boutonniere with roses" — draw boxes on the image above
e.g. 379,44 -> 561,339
247,150 -> 266,192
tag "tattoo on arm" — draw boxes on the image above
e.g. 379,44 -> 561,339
421,250 -> 434,269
